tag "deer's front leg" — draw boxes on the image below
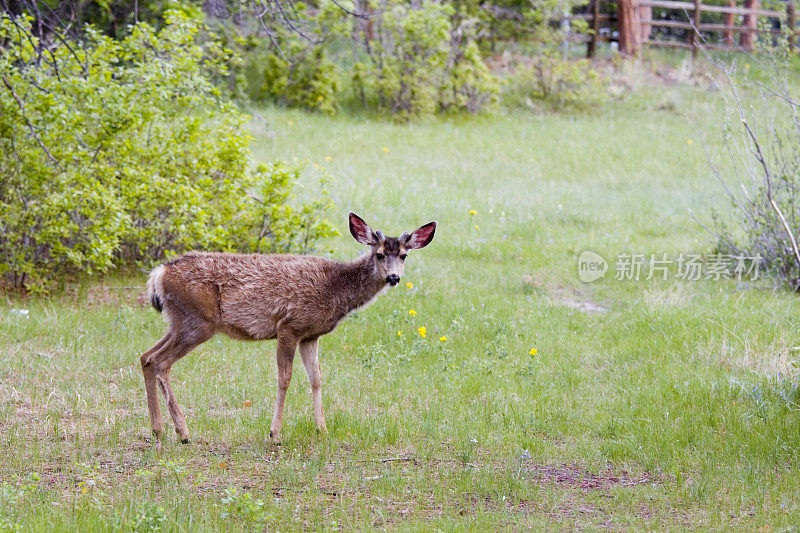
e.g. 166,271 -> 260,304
270,333 -> 298,444
299,337 -> 327,434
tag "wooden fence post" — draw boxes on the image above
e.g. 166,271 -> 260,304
640,3 -> 652,42
588,0 -> 601,57
723,0 -> 735,45
619,0 -> 642,55
741,0 -> 759,50
788,1 -> 797,51
691,0 -> 703,57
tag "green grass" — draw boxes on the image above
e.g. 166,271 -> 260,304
2,83 -> 800,530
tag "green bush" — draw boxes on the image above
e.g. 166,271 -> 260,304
493,0 -> 602,112
352,0 -> 498,119
258,33 -> 341,114
241,163 -> 338,254
438,32 -> 501,113
226,1 -> 344,113
504,56 -> 605,111
0,9 -> 337,292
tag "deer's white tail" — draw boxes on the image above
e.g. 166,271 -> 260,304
147,265 -> 166,313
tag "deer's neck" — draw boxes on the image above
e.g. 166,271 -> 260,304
331,254 -> 385,316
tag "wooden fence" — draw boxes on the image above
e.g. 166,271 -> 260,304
575,0 -> 797,57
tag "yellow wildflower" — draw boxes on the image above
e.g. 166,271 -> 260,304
397,331 -> 403,337
317,95 -> 324,101
325,156 -> 332,161
469,210 -> 477,216
382,146 -> 389,152
288,121 -> 293,126
439,336 -> 447,342
529,348 -> 538,356
474,225 -> 479,230
409,309 -> 416,317
686,139 -> 693,145
418,326 -> 426,338
406,282 -> 413,289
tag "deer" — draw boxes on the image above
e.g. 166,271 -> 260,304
141,212 -> 437,445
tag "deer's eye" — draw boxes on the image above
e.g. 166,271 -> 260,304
376,253 -> 385,260
399,254 -> 407,260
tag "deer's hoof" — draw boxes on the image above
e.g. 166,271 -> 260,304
269,430 -> 282,445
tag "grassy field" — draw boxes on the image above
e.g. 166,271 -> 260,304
2,75 -> 800,530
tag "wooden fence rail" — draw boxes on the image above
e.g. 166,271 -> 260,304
583,0 -> 798,57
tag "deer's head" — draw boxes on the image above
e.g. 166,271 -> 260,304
348,212 -> 436,287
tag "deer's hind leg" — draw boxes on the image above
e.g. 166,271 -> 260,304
299,338 -> 327,434
141,334 -> 171,439
143,322 -> 214,443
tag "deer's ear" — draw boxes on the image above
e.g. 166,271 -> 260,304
404,221 -> 437,249
349,212 -> 377,245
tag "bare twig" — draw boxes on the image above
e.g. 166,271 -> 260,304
328,0 -> 367,18
690,37 -> 800,287
358,456 -> 417,463
741,117 -> 800,271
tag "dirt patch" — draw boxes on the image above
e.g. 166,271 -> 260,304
525,462 -> 656,490
560,298 -> 611,314
522,273 -> 610,314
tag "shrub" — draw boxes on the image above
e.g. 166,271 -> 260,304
0,9 -> 337,292
496,0 -> 603,112
352,0 -> 498,119
706,39 -> 800,289
258,32 -> 341,114
503,55 -> 605,111
353,0 -> 451,118
240,163 -> 338,254
438,24 -> 501,113
226,1 -> 344,113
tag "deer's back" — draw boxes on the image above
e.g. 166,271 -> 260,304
161,252 -> 338,341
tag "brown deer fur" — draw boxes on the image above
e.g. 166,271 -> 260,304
141,212 -> 436,444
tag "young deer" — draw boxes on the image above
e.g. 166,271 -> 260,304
141,212 -> 436,444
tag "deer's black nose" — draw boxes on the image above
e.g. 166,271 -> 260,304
386,274 -> 400,286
